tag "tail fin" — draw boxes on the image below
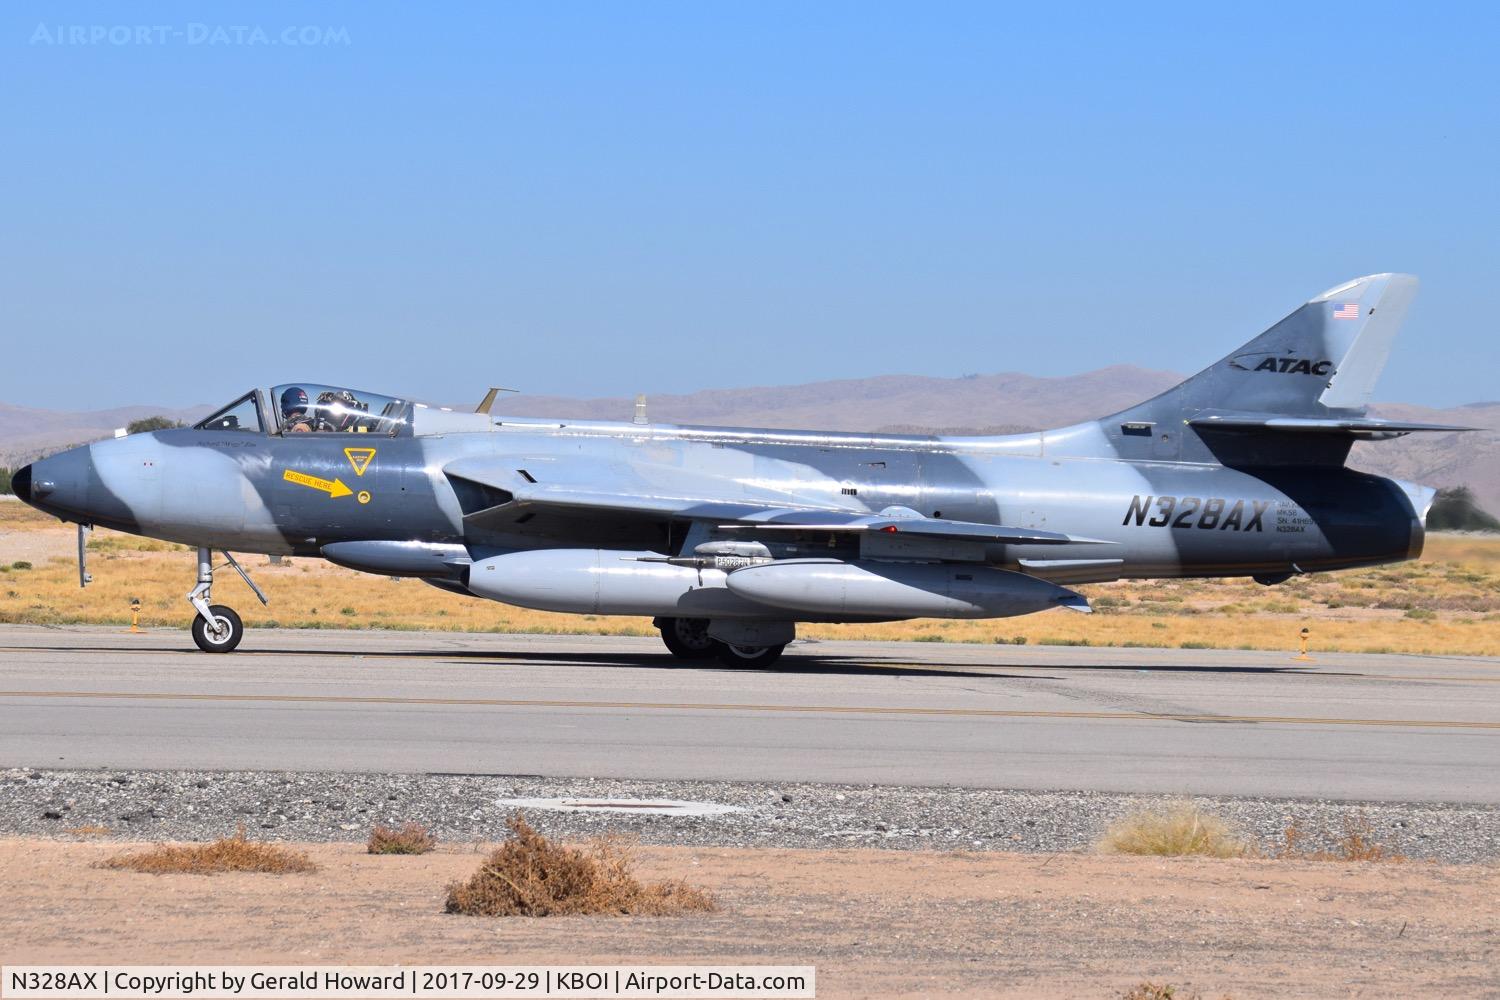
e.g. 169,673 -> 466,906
1104,273 -> 1446,466
1129,272 -> 1418,420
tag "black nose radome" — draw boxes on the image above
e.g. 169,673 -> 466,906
11,464 -> 31,504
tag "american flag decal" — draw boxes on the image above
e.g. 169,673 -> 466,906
1332,302 -> 1360,320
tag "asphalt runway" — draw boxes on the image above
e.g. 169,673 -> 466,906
1,624 -> 1497,803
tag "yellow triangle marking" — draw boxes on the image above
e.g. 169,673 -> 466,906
344,447 -> 376,477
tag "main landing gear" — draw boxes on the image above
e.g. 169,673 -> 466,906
656,616 -> 719,659
653,617 -> 788,668
187,546 -> 267,653
714,642 -> 786,668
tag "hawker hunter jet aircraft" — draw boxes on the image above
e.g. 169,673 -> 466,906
14,273 -> 1468,664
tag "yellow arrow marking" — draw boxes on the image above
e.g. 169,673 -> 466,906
282,469 -> 352,498
343,447 -> 376,477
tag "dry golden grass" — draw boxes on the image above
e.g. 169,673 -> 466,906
99,828 -> 317,875
1121,985 -> 1230,1000
1100,805 -> 1405,864
444,814 -> 715,917
0,500 -> 61,531
0,510 -> 656,638
1122,985 -> 1185,1000
62,824 -> 110,837
1096,803 -> 1249,859
1278,814 -> 1405,863
367,822 -> 437,855
3,501 -> 1499,655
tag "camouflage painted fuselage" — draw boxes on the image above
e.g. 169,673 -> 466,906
21,411 -> 1427,586
13,272 -> 1449,631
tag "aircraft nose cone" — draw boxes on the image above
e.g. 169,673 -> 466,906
11,464 -> 31,504
15,450 -> 89,521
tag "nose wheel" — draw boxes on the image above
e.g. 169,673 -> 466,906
186,546 -> 266,653
191,604 -> 244,653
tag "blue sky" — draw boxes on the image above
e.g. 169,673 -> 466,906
2,2 -> 1495,410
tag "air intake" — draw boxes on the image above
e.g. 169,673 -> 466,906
445,474 -> 513,516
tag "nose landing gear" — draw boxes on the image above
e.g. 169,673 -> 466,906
191,604 -> 244,652
187,546 -> 267,653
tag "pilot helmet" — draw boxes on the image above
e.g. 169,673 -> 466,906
280,386 -> 309,420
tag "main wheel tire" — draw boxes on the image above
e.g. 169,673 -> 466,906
657,617 -> 720,659
191,604 -> 244,653
715,642 -> 786,668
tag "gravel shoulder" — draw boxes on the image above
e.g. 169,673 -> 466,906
1,837 -> 1495,999
4,768 -> 1498,864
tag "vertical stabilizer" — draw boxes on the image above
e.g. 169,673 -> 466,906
1122,273 -> 1418,421
1100,274 -> 1422,466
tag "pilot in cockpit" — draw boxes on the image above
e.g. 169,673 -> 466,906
280,386 -> 369,433
280,387 -> 316,433
316,389 -> 368,432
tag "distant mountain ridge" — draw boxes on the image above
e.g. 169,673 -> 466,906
0,401 -> 211,466
2,366 -> 1496,516
488,364 -> 1186,432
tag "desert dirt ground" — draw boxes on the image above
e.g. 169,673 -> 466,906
3,500 -> 1500,655
0,839 -> 1495,998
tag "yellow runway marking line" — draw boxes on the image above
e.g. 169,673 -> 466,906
0,690 -> 1496,730
1369,674 -> 1500,684
3,647 -> 1500,682
873,661 -> 1500,683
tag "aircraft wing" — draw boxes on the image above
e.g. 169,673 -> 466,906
713,510 -> 1107,545
442,459 -> 1106,547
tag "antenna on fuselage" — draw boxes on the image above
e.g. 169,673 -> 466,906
475,387 -> 519,414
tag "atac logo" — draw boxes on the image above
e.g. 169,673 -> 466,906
1228,351 -> 1334,376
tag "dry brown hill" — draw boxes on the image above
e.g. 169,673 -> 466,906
491,364 -> 1184,432
0,401 -> 209,466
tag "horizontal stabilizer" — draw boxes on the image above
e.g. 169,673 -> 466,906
1190,411 -> 1476,440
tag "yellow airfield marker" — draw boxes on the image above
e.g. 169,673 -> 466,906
1294,627 -> 1313,662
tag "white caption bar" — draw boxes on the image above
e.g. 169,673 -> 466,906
1,967 -> 815,999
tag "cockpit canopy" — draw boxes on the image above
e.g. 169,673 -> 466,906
195,385 -> 414,437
